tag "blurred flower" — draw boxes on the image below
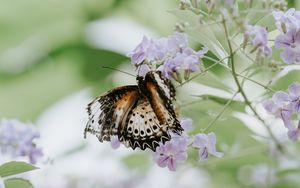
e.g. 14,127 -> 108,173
287,120 -> 300,141
110,135 -> 120,149
262,91 -> 292,124
244,24 -> 272,57
275,28 -> 300,64
180,118 -> 193,132
249,164 -> 277,187
193,132 -> 223,160
137,64 -> 150,77
0,177 -> 4,188
0,119 -> 43,164
273,8 -> 300,33
263,83 -> 300,141
288,83 -> 300,113
127,36 -> 156,65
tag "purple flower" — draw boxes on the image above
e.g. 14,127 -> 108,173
180,118 -> 193,132
128,32 -> 208,81
193,132 -> 223,160
136,64 -> 150,77
273,8 -> 300,33
275,28 -> 300,64
263,83 -> 300,141
263,91 -> 294,129
244,24 -> 272,57
288,83 -> 300,113
110,135 -> 120,149
127,36 -> 156,65
286,120 -> 300,141
159,47 -> 208,80
153,127 -> 190,171
0,119 -> 43,164
153,141 -> 188,171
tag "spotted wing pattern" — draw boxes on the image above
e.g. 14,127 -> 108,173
84,86 -> 139,142
142,71 -> 183,134
119,97 -> 171,151
84,71 -> 183,151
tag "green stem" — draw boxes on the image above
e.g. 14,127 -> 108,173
203,91 -> 239,132
202,56 -> 276,93
221,15 -> 284,152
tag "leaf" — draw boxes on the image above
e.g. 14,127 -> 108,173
0,161 -> 38,177
277,168 -> 300,177
193,94 -> 245,111
4,178 -> 34,188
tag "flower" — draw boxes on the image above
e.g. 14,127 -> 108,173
193,132 -> 223,160
153,121 -> 190,171
262,91 -> 293,124
136,64 -> 150,77
263,83 -> 300,141
153,140 -> 188,171
110,135 -> 120,149
128,32 -> 208,81
127,36 -> 156,65
275,28 -> 300,64
244,24 -> 272,57
180,118 -> 193,132
273,8 -> 300,33
158,46 -> 208,80
287,120 -> 300,141
288,83 -> 300,113
0,119 -> 43,164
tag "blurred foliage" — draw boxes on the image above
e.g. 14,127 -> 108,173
1,0 -> 300,188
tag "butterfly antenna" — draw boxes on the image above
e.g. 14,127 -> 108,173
101,66 -> 136,77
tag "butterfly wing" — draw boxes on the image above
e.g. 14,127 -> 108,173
119,97 -> 170,151
140,71 -> 183,134
151,71 -> 176,101
84,85 -> 139,142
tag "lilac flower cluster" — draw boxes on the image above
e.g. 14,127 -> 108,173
128,32 -> 208,82
153,118 -> 223,171
244,23 -> 272,58
273,8 -> 300,64
0,119 -> 43,164
263,83 -> 300,141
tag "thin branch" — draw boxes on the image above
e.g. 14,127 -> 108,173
203,55 -> 277,93
221,15 -> 284,152
203,91 -> 239,132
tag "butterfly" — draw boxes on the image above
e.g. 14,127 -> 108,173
84,71 -> 183,151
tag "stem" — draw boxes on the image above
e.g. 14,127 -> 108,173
202,56 -> 276,93
203,91 -> 239,132
176,61 -> 221,88
221,16 -> 284,152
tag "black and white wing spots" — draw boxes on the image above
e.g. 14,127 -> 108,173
152,71 -> 176,101
120,98 -> 170,151
84,86 -> 139,142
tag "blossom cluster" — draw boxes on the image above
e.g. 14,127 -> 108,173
128,32 -> 208,82
273,8 -> 300,64
0,119 -> 43,164
244,23 -> 272,58
263,82 -> 300,141
153,118 -> 223,171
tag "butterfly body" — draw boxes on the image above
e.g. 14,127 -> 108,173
84,71 -> 183,151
